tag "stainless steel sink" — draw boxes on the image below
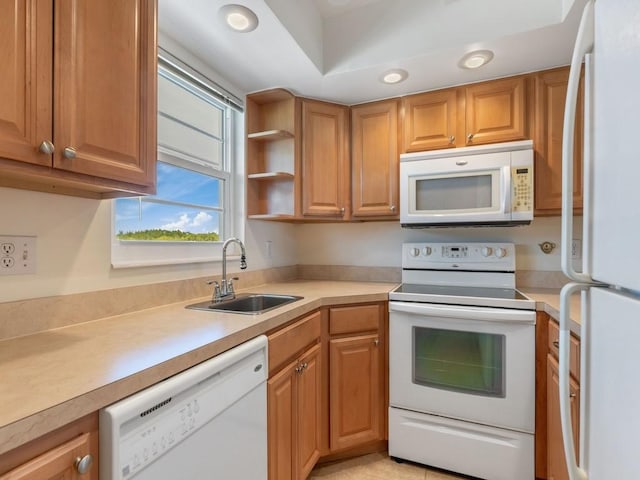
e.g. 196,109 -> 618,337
186,293 -> 303,315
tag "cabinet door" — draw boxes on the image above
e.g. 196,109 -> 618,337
534,68 -> 584,215
53,0 -> 156,187
465,77 -> 526,146
329,333 -> 382,451
351,100 -> 399,218
0,433 -> 94,480
0,0 -> 52,167
268,359 -> 297,480
401,89 -> 457,152
302,100 -> 349,217
296,343 -> 321,480
547,354 -> 580,480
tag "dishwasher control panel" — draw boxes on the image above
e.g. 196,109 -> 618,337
100,337 -> 268,480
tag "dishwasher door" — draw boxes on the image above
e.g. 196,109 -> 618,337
100,335 -> 268,480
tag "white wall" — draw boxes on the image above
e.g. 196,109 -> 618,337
296,216 -> 582,271
0,187 -> 297,303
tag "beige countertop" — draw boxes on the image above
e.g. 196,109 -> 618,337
520,287 -> 582,335
0,280 -> 578,456
0,280 -> 396,455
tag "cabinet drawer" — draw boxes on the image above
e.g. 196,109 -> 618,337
268,311 -> 321,375
548,319 -> 580,380
329,304 -> 381,335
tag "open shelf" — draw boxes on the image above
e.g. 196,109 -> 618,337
248,172 -> 295,181
247,130 -> 294,141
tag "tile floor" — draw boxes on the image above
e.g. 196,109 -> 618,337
308,453 -> 472,480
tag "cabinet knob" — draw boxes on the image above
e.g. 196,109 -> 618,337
467,133 -> 474,142
39,140 -> 55,155
340,207 -> 345,215
74,454 -> 93,475
63,147 -> 77,159
569,393 -> 577,398
373,338 -> 379,346
553,340 -> 560,348
390,205 -> 396,212
449,135 -> 455,144
301,362 -> 308,371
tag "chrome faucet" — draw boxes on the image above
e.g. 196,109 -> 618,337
210,238 -> 247,303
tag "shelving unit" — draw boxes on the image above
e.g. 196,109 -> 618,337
245,88 -> 301,219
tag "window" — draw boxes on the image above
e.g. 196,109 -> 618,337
112,53 -> 244,268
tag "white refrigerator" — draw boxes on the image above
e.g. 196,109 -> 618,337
560,0 -> 640,479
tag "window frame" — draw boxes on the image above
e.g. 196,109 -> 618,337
111,55 -> 243,269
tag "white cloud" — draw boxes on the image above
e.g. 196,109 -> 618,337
161,211 -> 215,232
192,211 -> 213,226
162,213 -> 191,230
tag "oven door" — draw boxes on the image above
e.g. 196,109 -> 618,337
389,301 -> 535,433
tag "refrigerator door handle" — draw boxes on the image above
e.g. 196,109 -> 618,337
560,282 -> 598,480
561,0 -> 594,283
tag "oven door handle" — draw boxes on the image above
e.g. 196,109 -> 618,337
389,301 -> 535,324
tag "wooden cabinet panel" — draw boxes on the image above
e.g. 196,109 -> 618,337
53,0 -> 156,187
0,432 -> 96,480
533,67 -> 584,215
302,100 -> 350,217
329,334 -> 382,452
548,319 -> 581,380
547,354 -> 580,480
268,311 -> 321,375
465,77 -> 526,146
0,0 -> 52,167
329,304 -> 382,336
296,344 -> 322,480
351,100 -> 399,218
402,89 -> 457,152
268,359 -> 296,480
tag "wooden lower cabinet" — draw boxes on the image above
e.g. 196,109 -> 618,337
326,304 -> 386,455
546,354 -> 580,480
0,414 -> 98,480
329,333 -> 382,451
267,312 -> 322,480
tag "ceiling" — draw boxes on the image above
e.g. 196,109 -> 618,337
158,0 -> 588,105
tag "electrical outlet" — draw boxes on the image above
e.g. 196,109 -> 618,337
571,239 -> 582,260
0,235 -> 36,275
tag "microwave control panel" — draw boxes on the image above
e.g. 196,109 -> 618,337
512,166 -> 533,212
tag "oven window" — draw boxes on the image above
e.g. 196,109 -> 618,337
413,326 -> 505,397
416,175 -> 492,211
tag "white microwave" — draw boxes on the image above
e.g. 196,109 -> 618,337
400,140 -> 534,228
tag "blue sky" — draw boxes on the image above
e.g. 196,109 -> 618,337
115,162 -> 221,235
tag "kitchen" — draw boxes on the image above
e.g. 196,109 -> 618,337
0,0 -> 638,479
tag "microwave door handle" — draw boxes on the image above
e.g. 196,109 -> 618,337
502,165 -> 511,215
562,0 -> 594,283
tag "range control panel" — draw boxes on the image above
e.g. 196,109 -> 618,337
403,242 -> 516,272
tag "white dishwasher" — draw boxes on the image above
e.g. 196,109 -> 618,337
100,335 -> 268,480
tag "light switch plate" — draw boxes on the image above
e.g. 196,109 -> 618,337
0,235 -> 36,275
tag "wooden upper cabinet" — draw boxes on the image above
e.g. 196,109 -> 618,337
302,99 -> 350,218
0,0 -> 53,167
0,0 -> 157,198
402,89 -> 457,152
465,76 -> 526,146
351,100 -> 399,218
53,0 -> 156,187
533,67 -> 583,215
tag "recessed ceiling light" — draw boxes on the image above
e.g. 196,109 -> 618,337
219,4 -> 259,33
459,50 -> 494,69
381,69 -> 409,84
